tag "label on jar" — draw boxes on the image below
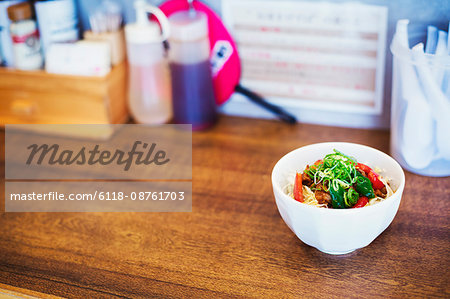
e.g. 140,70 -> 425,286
11,29 -> 43,69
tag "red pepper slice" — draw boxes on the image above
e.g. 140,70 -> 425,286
356,163 -> 371,175
306,159 -> 323,173
353,196 -> 368,208
293,173 -> 304,202
368,171 -> 385,190
357,163 -> 385,190
314,159 -> 323,165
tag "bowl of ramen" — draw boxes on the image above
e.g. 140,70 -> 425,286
271,142 -> 405,255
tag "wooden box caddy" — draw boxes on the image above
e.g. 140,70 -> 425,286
0,62 -> 128,125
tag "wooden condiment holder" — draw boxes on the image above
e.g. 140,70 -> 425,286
0,61 -> 129,126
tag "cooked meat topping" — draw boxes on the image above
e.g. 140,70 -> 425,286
302,171 -> 313,186
374,186 -> 387,198
314,190 -> 332,205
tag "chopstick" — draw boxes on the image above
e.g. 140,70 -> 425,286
235,84 -> 297,124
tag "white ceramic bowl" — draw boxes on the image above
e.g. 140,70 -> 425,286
271,142 -> 405,255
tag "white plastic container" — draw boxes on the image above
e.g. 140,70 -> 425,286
34,0 -> 79,55
7,1 -> 43,70
0,0 -> 26,67
125,0 -> 172,124
390,21 -> 450,177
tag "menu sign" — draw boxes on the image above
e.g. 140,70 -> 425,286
222,0 -> 388,127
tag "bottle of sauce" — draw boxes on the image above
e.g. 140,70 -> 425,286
125,0 -> 172,124
7,1 -> 43,70
168,10 -> 217,130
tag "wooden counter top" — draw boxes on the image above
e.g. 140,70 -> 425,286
0,116 -> 448,298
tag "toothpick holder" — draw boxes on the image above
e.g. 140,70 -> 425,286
84,28 -> 126,66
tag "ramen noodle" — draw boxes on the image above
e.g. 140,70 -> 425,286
284,150 -> 394,209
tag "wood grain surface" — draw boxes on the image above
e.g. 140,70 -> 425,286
0,116 -> 449,298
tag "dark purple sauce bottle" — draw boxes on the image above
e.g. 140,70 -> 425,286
170,61 -> 216,130
168,11 -> 217,130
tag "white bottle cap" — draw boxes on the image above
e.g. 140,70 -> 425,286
125,22 -> 161,44
169,11 -> 208,42
125,0 -> 169,44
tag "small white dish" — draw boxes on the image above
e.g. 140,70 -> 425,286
271,142 -> 405,255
